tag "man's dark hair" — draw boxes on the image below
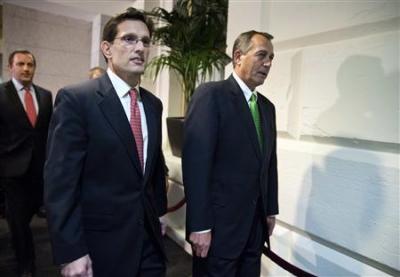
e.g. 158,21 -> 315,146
102,7 -> 154,42
8,50 -> 36,67
232,30 -> 274,66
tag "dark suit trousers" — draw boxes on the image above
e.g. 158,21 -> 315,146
193,207 -> 266,277
1,169 -> 43,273
137,219 -> 166,277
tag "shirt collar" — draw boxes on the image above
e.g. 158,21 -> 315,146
232,71 -> 257,102
12,78 -> 33,92
106,68 -> 141,99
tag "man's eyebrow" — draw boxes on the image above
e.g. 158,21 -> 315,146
122,33 -> 149,38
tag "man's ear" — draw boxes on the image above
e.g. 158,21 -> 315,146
233,50 -> 242,66
100,41 -> 112,60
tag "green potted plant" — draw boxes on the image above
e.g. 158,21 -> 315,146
148,0 -> 230,157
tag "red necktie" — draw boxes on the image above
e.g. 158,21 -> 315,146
129,88 -> 144,171
24,88 -> 37,127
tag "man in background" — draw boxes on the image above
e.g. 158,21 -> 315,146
88,66 -> 105,79
45,8 -> 167,277
183,30 -> 279,276
0,50 -> 53,277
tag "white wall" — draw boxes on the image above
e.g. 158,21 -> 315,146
226,0 -> 399,274
227,1 -> 399,144
90,14 -> 110,70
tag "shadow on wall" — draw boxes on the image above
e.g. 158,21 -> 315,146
299,152 -> 389,275
313,55 -> 399,144
292,55 -> 399,274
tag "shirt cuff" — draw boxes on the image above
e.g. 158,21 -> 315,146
193,229 -> 211,234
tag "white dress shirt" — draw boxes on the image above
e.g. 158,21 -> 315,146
12,78 -> 39,114
232,71 -> 258,105
107,68 -> 149,172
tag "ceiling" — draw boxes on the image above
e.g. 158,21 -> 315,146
0,0 -> 138,21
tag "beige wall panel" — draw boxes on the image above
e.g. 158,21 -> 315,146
2,3 -> 91,95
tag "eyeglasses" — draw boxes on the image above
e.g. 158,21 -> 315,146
113,34 -> 151,48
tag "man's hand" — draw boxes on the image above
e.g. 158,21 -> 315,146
189,231 -> 212,258
159,216 -> 167,236
266,216 -> 276,236
61,254 -> 93,277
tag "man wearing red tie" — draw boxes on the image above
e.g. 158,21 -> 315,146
0,50 -> 53,277
44,8 -> 167,277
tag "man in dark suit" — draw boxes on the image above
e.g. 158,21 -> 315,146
0,50 -> 53,277
182,30 -> 279,277
44,8 -> 167,277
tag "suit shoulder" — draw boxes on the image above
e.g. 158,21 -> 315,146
61,79 -> 97,94
140,87 -> 163,108
192,79 -> 228,100
258,93 -> 275,109
0,82 -> 8,101
0,81 -> 14,92
0,81 -> 8,90
140,87 -> 159,100
34,84 -> 52,96
56,79 -> 99,103
197,79 -> 227,92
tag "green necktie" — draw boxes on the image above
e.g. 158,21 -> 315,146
249,94 -> 263,149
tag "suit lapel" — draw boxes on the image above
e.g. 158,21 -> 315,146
228,76 -> 262,161
33,85 -> 47,128
33,86 -> 42,121
5,81 -> 33,128
258,98 -> 273,163
141,88 -> 157,183
97,75 -> 143,176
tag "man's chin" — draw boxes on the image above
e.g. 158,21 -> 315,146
256,77 -> 267,86
19,79 -> 33,86
129,67 -> 145,75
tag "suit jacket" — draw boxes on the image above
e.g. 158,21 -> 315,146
0,80 -> 52,178
44,74 -> 167,276
182,75 -> 278,259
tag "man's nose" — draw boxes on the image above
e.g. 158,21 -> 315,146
263,59 -> 272,67
134,40 -> 145,51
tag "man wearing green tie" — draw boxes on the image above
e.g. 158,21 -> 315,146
183,30 -> 279,277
